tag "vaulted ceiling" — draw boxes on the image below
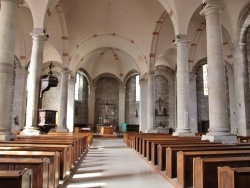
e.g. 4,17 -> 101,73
12,0 -> 250,81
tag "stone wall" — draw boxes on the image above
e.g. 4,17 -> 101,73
94,77 -> 119,126
155,66 -> 175,130
196,60 -> 230,128
125,76 -> 139,124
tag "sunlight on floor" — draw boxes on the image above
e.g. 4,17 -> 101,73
72,172 -> 102,178
67,182 -> 106,188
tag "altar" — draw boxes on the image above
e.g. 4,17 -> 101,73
99,126 -> 113,135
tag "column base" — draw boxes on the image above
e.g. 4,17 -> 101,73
20,128 -> 41,136
56,127 -> 69,133
145,129 -> 158,133
0,134 -> 16,141
202,135 -> 237,144
172,132 -> 195,137
172,128 -> 194,136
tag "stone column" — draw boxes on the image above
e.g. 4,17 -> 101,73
21,29 -> 48,136
173,35 -> 193,136
139,79 -> 147,132
0,0 -> 20,140
227,72 -> 237,135
146,72 -> 156,133
67,78 -> 75,132
189,74 -> 198,133
56,67 -> 69,132
118,86 -> 126,131
12,67 -> 28,131
200,0 -> 237,143
88,85 -> 95,131
232,43 -> 250,136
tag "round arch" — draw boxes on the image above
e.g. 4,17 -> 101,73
69,34 -> 147,76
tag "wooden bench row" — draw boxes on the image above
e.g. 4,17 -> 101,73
0,168 -> 32,188
0,132 -> 92,188
125,133 -> 250,188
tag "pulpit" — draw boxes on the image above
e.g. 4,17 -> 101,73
38,109 -> 57,133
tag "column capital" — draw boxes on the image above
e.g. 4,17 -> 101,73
232,43 -> 246,53
200,0 -> 225,16
174,34 -> 189,46
68,78 -> 76,83
148,70 -> 155,75
119,85 -> 126,89
189,74 -> 197,80
62,67 -> 70,73
30,28 -> 48,41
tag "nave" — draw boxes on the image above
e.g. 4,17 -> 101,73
63,138 -> 173,188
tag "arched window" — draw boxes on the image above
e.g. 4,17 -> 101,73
203,64 -> 208,96
75,73 -> 83,101
135,75 -> 140,101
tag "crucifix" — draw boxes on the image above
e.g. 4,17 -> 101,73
156,97 -> 164,112
101,100 -> 114,116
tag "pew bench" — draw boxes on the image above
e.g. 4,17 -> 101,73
0,144 -> 70,180
0,168 -> 32,188
1,140 -> 78,165
141,136 -> 203,157
165,145 -> 250,179
0,150 -> 59,187
178,151 -> 250,188
26,134 -> 87,155
48,132 -> 92,148
153,141 -> 223,167
0,158 -> 49,188
14,138 -> 80,162
145,139 -> 210,159
193,156 -> 250,188
218,166 -> 250,188
134,134 -> 171,151
157,143 -> 233,171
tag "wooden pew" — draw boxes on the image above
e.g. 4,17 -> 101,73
157,143 -> 233,170
125,133 -> 170,150
137,135 -> 174,153
0,158 -> 49,188
0,144 -> 69,180
193,157 -> 250,188
178,150 -> 250,188
154,141 -> 223,167
165,145 -> 250,179
28,134 -> 87,155
0,168 -> 32,188
237,136 -> 250,143
0,140 -> 77,165
48,132 -> 93,148
218,166 -> 250,188
145,138 -> 211,159
140,136 -> 201,156
0,150 -> 59,187
15,137 -> 80,161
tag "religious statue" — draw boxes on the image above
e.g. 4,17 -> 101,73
156,97 -> 163,112
48,62 -> 55,76
13,115 -> 19,125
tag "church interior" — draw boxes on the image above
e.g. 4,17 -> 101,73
1,0 -> 250,187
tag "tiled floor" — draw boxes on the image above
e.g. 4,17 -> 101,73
64,138 -> 173,188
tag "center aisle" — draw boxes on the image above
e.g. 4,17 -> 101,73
65,138 -> 173,188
